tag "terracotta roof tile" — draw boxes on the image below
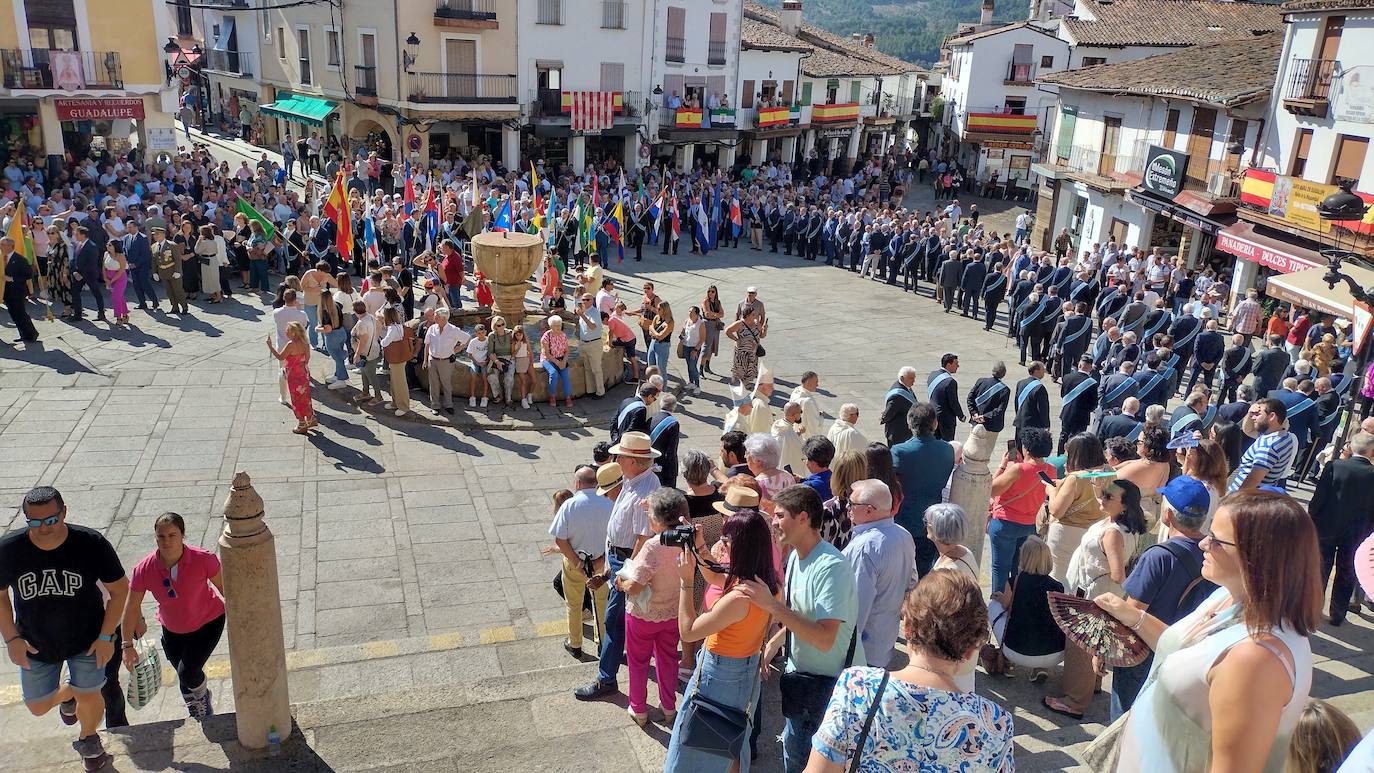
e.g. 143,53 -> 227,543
742,17 -> 812,52
743,2 -> 922,74
946,21 -> 1061,46
1282,0 -> 1374,11
1061,0 -> 1283,47
1038,33 -> 1283,106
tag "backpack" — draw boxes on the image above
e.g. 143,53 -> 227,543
384,324 -> 416,364
1143,540 -> 1213,619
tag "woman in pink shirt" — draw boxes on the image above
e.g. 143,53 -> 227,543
120,513 -> 226,719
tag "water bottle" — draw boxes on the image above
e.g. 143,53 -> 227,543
267,725 -> 282,757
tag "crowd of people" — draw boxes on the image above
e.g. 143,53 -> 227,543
4,131 -> 1374,772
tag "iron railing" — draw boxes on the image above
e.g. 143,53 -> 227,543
435,0 -> 498,21
1005,61 -> 1034,84
354,65 -> 377,96
206,49 -> 252,77
602,0 -> 626,29
0,49 -> 122,89
1284,58 -> 1338,101
666,36 -> 685,63
708,40 -> 727,65
409,72 -> 517,103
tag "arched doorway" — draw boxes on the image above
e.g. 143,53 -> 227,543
351,117 -> 396,193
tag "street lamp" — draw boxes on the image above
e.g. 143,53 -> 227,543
403,32 -> 420,73
1317,178 -> 1372,459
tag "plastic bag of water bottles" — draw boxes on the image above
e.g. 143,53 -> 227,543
125,638 -> 163,710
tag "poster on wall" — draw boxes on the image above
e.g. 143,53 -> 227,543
1332,65 -> 1374,124
1008,155 -> 1030,181
1268,175 -> 1335,233
49,51 -> 85,91
146,128 -> 177,152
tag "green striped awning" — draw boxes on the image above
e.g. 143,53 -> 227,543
260,95 -> 338,127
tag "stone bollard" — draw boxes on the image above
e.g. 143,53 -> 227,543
218,472 -> 291,749
951,424 -> 999,570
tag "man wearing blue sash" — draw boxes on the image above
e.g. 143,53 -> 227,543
1141,298 -> 1172,345
1058,355 -> 1099,454
1168,306 -> 1202,395
611,382 -> 658,444
1252,334 -> 1291,400
1136,353 -> 1172,411
1016,288 -> 1046,365
1098,396 -> 1144,442
1014,361 -> 1051,434
1169,391 -> 1210,439
1271,378 -> 1317,464
1185,319 -> 1226,396
1008,270 -> 1036,340
1299,377 -> 1344,482
648,395 -> 681,488
1096,284 -> 1128,333
1118,291 -> 1149,338
967,361 -> 1011,436
1092,322 -> 1122,372
960,255 -> 987,318
1068,270 -> 1099,309
882,367 -> 919,447
928,354 -> 965,442
981,262 -> 1008,331
1036,289 -> 1065,369
1100,361 -> 1139,415
1049,301 -> 1092,381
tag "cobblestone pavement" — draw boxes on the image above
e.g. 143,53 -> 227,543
2,145 -> 1371,771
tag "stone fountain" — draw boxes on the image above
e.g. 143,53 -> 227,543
470,231 -> 544,326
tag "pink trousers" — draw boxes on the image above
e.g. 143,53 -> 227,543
625,613 -> 679,715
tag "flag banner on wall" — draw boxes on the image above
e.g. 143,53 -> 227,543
569,91 -> 615,133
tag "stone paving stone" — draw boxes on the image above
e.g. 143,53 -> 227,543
314,602 -> 407,640
316,537 -> 398,561
316,556 -> 400,583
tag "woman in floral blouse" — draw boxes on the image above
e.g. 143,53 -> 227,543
539,315 -> 573,408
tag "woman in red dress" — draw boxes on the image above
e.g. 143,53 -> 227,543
266,321 -> 317,434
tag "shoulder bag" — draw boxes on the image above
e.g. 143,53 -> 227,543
846,671 -> 890,773
678,609 -> 773,760
779,577 -> 860,724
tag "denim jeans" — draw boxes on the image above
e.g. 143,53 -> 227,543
685,345 -> 701,386
305,304 -> 320,348
1111,656 -> 1154,721
596,550 -> 627,683
248,260 -> 270,292
664,649 -> 762,773
446,285 -> 463,309
648,339 -> 670,374
542,359 -> 571,399
782,694 -> 828,773
988,518 -> 1036,595
324,328 -> 349,382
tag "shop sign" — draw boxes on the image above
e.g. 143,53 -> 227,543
816,127 -> 854,139
1142,144 -> 1187,198
55,98 -> 145,121
982,139 -> 1032,150
1268,175 -> 1338,233
146,128 -> 178,152
1355,300 -> 1373,356
1216,228 -> 1320,274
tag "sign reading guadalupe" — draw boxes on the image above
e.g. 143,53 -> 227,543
1142,145 -> 1188,198
54,97 -> 145,121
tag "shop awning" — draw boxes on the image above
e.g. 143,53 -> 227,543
1216,222 -> 1322,274
261,95 -> 338,127
1265,262 -> 1374,319
1128,188 -> 1233,235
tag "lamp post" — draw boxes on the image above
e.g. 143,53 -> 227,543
1317,179 -> 1372,458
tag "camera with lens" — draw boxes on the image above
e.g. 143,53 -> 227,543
659,523 -> 696,547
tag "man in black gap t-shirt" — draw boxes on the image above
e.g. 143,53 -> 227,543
0,486 -> 127,770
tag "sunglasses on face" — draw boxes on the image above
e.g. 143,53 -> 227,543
1202,531 -> 1236,550
26,514 -> 60,528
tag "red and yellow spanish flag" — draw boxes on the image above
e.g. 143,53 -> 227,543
322,172 -> 353,256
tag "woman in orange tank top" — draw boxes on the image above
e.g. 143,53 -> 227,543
665,507 -> 780,773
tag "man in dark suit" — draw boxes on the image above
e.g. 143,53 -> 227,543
648,396 -> 681,488
1217,385 -> 1256,425
938,252 -> 962,313
1118,292 -> 1149,338
1218,332 -> 1252,405
1049,302 -> 1092,381
610,382 -> 657,444
1168,310 -> 1202,395
1096,284 -> 1128,332
1016,289 -> 1046,365
959,257 -> 987,318
2,236 -> 37,343
1013,361 -> 1051,434
1251,334 -> 1290,399
1058,355 -> 1098,453
967,361 -> 1010,435
980,263 -> 1007,331
123,221 -> 159,311
1136,353 -> 1172,411
1169,390 -> 1210,438
1100,361 -> 1139,415
1098,397 -> 1144,442
881,367 -> 919,447
68,224 -> 107,322
1184,319 -> 1226,395
927,353 -> 965,442
1309,431 -> 1374,625
1008,270 -> 1036,339
781,203 -> 798,255
1269,378 -> 1316,454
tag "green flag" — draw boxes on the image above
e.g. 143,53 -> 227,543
235,198 -> 276,241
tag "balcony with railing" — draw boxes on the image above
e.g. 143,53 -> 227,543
1283,58 -> 1338,117
708,40 -> 727,66
602,0 -> 626,29
205,49 -> 252,77
668,107 -> 737,130
408,72 -> 517,104
666,36 -> 685,63
354,65 -> 378,97
527,89 -> 640,120
1,49 -> 122,90
1004,61 -> 1034,86
434,0 -> 499,28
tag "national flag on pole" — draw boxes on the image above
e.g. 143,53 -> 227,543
323,172 -> 353,257
493,196 -> 512,232
730,197 -> 742,238
568,91 -> 614,133
670,196 -> 680,242
402,161 -> 416,215
694,196 -> 712,254
530,162 -> 544,229
545,186 -> 558,248
5,208 -> 35,266
591,173 -> 599,211
648,191 -> 662,245
235,198 -> 276,241
423,182 -> 440,247
363,215 -> 379,261
579,197 -> 595,257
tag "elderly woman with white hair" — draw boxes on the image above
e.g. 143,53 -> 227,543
744,433 -> 798,504
927,503 -> 978,581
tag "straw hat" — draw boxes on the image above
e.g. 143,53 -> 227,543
608,431 -> 661,459
713,486 -> 761,516
595,462 -> 624,495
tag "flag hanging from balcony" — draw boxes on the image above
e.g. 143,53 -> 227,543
569,91 -> 615,133
322,173 -> 353,257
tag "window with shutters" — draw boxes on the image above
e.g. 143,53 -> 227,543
1185,107 -> 1216,185
666,7 -> 686,63
600,62 -> 624,93
741,80 -> 754,108
781,80 -> 794,105
800,82 -> 812,106
297,27 -> 312,85
1162,108 -> 1180,149
325,28 -> 340,69
708,12 -> 727,65
537,0 -> 562,25
1291,128 -> 1315,178
849,80 -> 860,103
1331,134 -> 1369,186
601,0 -> 626,29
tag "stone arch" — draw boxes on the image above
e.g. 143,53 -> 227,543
350,116 -> 396,160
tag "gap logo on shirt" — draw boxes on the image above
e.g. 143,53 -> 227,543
15,569 -> 83,600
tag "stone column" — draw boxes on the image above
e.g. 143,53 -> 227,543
38,99 -> 64,182
624,132 -> 642,170
802,129 -> 816,157
218,472 -> 291,750
680,143 -> 695,171
951,424 -> 999,568
718,144 -> 736,170
569,135 -> 587,176
781,135 -> 799,164
501,124 -> 521,170
751,138 -> 768,164
845,126 -> 862,165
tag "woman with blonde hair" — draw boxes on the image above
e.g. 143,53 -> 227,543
266,320 -> 316,433
986,535 -> 1065,682
1044,432 -> 1111,585
510,325 -> 533,409
1288,699 -> 1360,773
820,450 -> 868,550
648,300 -> 675,378
1177,437 -> 1229,529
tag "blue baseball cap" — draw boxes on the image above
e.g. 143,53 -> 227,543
1258,484 -> 1290,497
1157,475 -> 1209,519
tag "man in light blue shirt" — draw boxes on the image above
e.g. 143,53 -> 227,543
739,485 -> 861,773
842,478 -> 916,667
548,465 -> 613,654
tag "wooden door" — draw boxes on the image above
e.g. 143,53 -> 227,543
445,39 -> 477,99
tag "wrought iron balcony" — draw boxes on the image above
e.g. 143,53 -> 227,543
408,72 -> 517,104
354,65 -> 377,97
434,0 -> 499,26
1283,58 -> 1337,117
1,49 -> 122,90
205,49 -> 252,77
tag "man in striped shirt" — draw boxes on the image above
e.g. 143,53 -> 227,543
1228,398 -> 1299,493
1230,288 -> 1263,347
